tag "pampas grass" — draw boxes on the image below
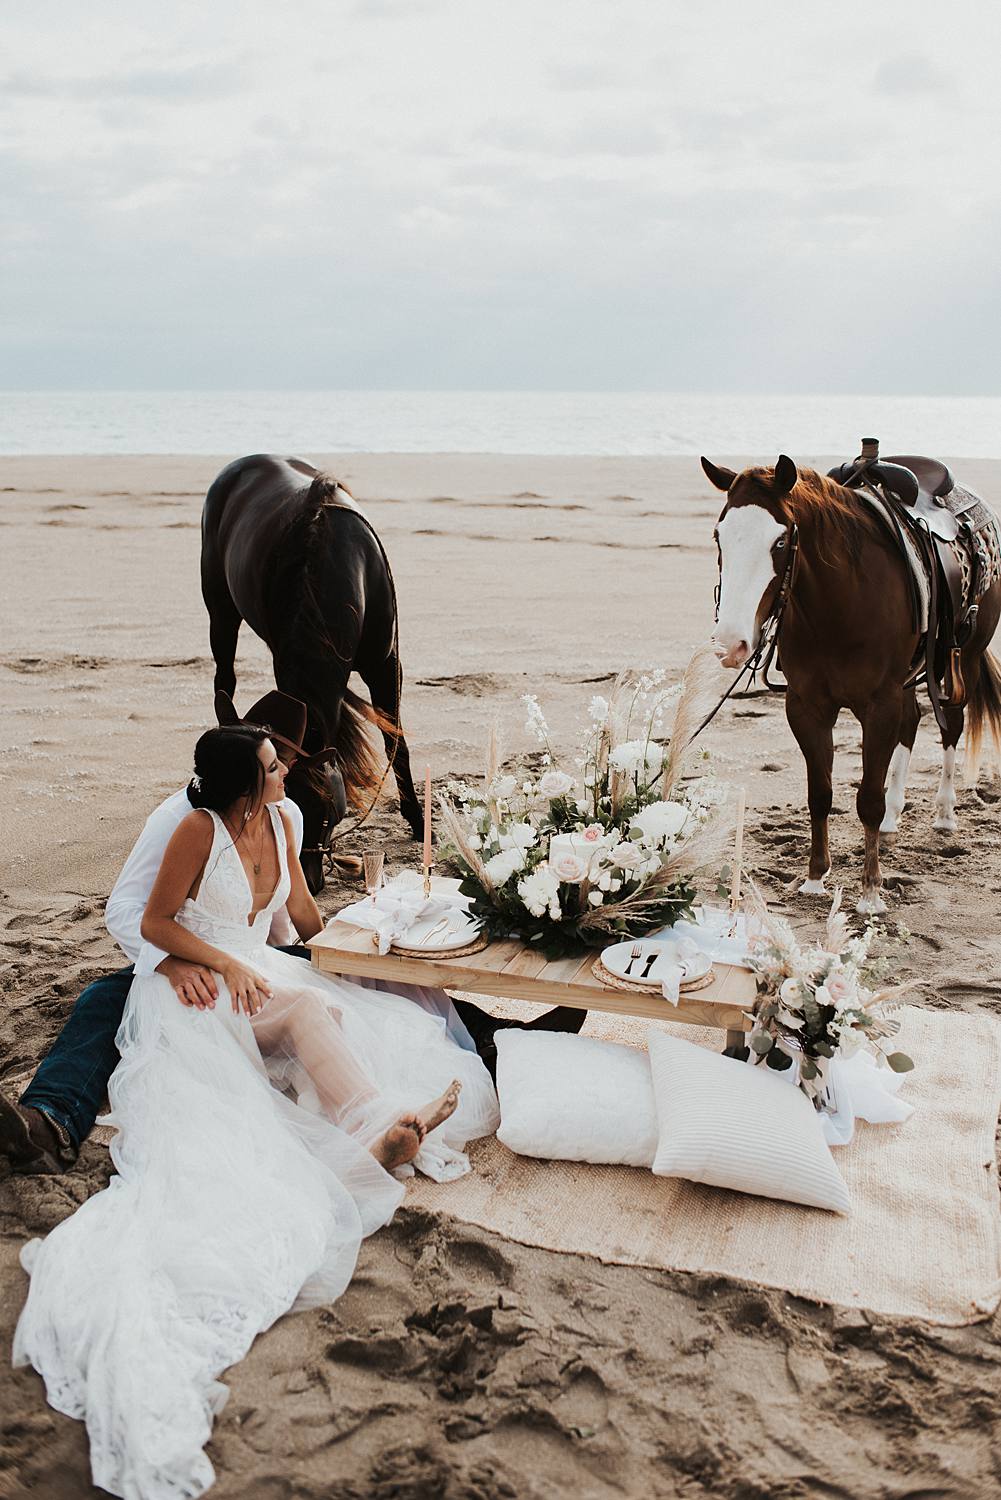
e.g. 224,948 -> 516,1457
437,794 -> 496,894
661,642 -> 726,800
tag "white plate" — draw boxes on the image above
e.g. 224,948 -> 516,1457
601,939 -> 713,984
393,910 -> 483,952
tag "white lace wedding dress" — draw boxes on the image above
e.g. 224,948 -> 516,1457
14,806 -> 499,1500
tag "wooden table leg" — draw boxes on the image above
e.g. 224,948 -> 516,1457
725,1028 -> 746,1053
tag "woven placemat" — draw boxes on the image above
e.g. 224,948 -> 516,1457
390,931 -> 489,960
590,956 -> 715,995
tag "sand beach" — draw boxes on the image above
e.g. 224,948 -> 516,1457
2,452 -> 1001,1498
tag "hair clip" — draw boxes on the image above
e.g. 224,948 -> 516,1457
191,773 -> 203,791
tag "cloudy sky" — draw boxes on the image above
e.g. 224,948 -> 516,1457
3,0 -> 999,393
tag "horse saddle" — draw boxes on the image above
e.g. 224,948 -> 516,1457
826,452 -> 980,541
827,444 -> 996,723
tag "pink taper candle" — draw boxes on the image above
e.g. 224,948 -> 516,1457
423,765 -> 433,871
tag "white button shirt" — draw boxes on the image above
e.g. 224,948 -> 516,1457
105,788 -> 305,976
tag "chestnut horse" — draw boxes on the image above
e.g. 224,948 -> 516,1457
201,454 -> 423,892
701,455 -> 1001,912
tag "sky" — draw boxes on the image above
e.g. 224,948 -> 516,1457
2,0 -> 999,393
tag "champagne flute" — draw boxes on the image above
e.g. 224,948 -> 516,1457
363,851 -> 385,904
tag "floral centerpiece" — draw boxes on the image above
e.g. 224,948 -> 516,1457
742,887 -> 914,1102
438,646 -> 733,958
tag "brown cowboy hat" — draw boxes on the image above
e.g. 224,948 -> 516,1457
214,690 -> 338,768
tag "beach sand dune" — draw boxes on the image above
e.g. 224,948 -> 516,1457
2,454 -> 1000,1497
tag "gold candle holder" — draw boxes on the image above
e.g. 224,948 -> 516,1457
422,864 -> 432,899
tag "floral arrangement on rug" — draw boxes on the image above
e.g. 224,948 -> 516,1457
742,887 -> 915,1102
438,645 -> 733,958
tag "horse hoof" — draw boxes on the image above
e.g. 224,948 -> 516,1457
799,878 -> 827,896
879,814 -> 898,835
932,815 -> 958,834
857,890 -> 887,916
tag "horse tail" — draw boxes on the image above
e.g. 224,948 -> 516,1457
965,648 -> 1001,781
337,686 -> 398,811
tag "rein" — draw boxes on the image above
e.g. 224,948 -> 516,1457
690,519 -> 800,744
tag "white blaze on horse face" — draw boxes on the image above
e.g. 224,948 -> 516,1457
714,506 -> 785,669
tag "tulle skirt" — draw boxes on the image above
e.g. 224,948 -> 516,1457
13,946 -> 498,1500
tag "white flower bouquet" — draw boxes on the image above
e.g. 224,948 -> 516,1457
741,887 -> 915,1102
439,645 -> 734,959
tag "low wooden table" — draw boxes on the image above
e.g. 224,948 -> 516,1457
310,920 -> 757,1048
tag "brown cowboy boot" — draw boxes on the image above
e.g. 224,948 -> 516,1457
0,1090 -> 73,1174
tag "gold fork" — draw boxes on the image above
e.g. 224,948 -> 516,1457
624,941 -> 643,976
419,914 -> 451,949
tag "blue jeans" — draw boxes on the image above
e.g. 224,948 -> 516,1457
20,948 -> 314,1153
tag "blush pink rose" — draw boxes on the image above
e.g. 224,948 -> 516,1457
552,853 -> 589,884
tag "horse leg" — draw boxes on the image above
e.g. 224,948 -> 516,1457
359,655 -> 424,839
202,565 -> 242,699
880,687 -> 921,836
785,690 -> 838,895
933,702 -> 964,833
857,690 -> 904,915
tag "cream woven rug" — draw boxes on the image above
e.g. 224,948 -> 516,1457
410,1001 -> 1001,1327
8,1003 -> 999,1325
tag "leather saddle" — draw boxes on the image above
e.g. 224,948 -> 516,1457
827,444 -> 979,725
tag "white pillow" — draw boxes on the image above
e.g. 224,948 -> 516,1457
495,1029 -> 658,1167
647,1030 -> 850,1214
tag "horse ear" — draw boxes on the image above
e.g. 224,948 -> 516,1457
774,455 -> 797,495
701,456 -> 737,492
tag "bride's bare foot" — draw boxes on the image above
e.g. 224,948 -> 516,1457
417,1079 -> 462,1134
371,1082 -> 463,1171
373,1115 -> 424,1170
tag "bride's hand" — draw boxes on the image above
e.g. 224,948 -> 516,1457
221,960 -> 273,1017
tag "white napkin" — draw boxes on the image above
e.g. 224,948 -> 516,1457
819,1050 -> 914,1147
660,964 -> 685,1005
335,877 -> 471,955
654,906 -> 757,967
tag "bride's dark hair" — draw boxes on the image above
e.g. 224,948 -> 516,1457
187,725 -> 270,813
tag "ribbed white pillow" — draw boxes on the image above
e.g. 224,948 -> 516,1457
495,1029 -> 658,1167
647,1030 -> 851,1214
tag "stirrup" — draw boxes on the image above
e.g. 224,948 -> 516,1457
944,647 -> 966,707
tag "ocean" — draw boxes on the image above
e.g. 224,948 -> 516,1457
2,389 -> 1000,458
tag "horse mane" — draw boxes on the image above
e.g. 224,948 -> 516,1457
277,472 -> 397,812
740,464 -> 885,559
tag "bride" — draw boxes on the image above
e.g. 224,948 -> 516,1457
14,724 -> 499,1500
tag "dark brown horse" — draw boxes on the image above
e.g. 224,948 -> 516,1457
701,455 -> 1001,912
201,454 -> 423,891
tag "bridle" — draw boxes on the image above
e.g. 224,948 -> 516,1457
692,508 -> 800,743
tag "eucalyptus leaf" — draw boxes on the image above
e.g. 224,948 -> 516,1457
765,1048 -> 793,1071
750,1032 -> 774,1055
886,1051 -> 914,1073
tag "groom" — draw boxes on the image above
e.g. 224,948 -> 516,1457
1,691 -> 584,1174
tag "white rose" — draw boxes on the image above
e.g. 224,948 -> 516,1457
779,977 -> 801,1005
587,889 -> 605,906
608,739 -> 665,775
538,769 -> 574,799
467,832 -> 482,850
551,852 -> 589,884
631,800 -> 693,846
490,775 -> 518,799
609,841 -> 644,871
484,848 -> 525,886
499,821 -> 537,852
